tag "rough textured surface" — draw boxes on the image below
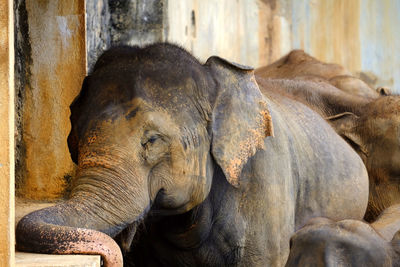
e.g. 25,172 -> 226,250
14,0 -> 31,195
85,0 -> 110,73
166,0 -> 260,66
277,0 -> 399,92
0,0 -> 14,265
85,0 -> 400,91
86,0 -> 166,72
16,1 -> 86,199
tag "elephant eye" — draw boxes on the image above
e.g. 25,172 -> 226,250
148,136 -> 158,144
141,135 -> 160,147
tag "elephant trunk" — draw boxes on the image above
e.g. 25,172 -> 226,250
16,166 -> 151,267
16,204 -> 123,266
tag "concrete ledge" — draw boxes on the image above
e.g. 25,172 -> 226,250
15,200 -> 102,266
15,199 -> 57,227
16,252 -> 101,267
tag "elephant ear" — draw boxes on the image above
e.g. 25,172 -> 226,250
67,76 -> 90,164
206,56 -> 274,187
376,86 -> 391,96
326,112 -> 368,157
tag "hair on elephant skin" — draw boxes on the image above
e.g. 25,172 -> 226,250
16,43 -> 368,266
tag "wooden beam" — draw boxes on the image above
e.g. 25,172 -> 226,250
0,0 -> 15,265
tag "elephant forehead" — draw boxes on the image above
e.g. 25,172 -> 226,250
102,103 -> 181,134
92,73 -> 207,116
139,77 -> 208,112
127,106 -> 181,134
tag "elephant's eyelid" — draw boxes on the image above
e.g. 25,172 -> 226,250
148,136 -> 158,144
141,135 -> 161,147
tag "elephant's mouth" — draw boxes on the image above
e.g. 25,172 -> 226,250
116,221 -> 140,253
115,204 -> 151,253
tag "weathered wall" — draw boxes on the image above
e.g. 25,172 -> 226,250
289,0 -> 362,71
359,0 -> 400,90
271,0 -> 399,92
0,0 -> 15,265
86,0 -> 264,68
165,0 -> 400,91
166,0 -> 260,66
86,0 -> 400,92
86,0 -> 166,71
16,1 -> 86,199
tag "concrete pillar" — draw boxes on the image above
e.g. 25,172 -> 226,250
16,1 -> 86,200
0,0 -> 15,265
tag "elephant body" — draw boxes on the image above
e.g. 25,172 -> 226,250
125,86 -> 368,266
255,77 -> 400,222
255,49 -> 380,98
285,216 -> 400,267
17,44 -> 368,266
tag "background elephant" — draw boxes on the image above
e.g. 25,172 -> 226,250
256,50 -> 381,98
255,77 -> 400,222
285,212 -> 400,267
16,44 -> 368,266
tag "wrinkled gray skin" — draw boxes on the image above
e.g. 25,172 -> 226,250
16,44 -> 368,266
255,77 -> 400,223
286,216 -> 400,267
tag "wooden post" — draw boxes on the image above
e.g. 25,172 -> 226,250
0,0 -> 15,265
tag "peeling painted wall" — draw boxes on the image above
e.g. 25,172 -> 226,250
86,0 -> 262,68
165,0 -> 400,91
15,1 -> 86,199
166,0 -> 260,66
86,0 -> 167,72
1,0 -> 15,264
271,0 -> 400,92
359,0 -> 400,91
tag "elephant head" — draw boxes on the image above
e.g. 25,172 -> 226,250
285,217 -> 400,267
328,96 -> 400,221
16,44 -> 273,265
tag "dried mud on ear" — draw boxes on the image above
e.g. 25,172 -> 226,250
224,105 -> 274,187
226,111 -> 274,187
207,56 -> 275,187
212,91 -> 273,187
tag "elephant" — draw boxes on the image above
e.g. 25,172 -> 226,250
285,208 -> 400,267
255,77 -> 400,222
255,49 -> 381,98
16,43 -> 369,266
